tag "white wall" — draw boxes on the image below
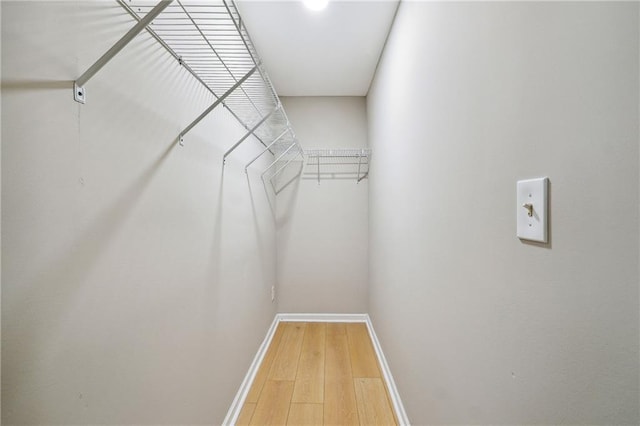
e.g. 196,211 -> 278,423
368,2 -> 639,425
0,1 -> 3,419
277,97 -> 368,313
1,1 -> 276,423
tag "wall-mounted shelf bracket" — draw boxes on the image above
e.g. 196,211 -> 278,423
107,0 -> 302,191
223,105 -> 279,164
179,66 -> 257,145
356,153 -> 367,183
74,83 -> 86,104
73,0 -> 173,104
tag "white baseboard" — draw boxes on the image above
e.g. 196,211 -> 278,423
223,313 -> 409,426
277,312 -> 369,323
364,315 -> 410,426
221,315 -> 280,426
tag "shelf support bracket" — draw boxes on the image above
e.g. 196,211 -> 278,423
244,128 -> 290,172
74,0 -> 173,103
223,105 -> 279,164
179,66 -> 257,145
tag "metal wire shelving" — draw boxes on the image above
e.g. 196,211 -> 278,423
305,148 -> 371,184
74,0 -> 302,184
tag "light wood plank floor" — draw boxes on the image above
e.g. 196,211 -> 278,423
237,322 -> 398,426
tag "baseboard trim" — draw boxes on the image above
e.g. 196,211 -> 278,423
364,315 -> 411,426
277,312 -> 369,323
221,315 -> 280,426
223,313 -> 409,425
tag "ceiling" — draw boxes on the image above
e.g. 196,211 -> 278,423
235,0 -> 399,97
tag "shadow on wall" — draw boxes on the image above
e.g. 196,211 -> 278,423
4,137 -> 178,416
254,171 -> 276,220
208,167 -> 225,316
1,80 -> 73,91
246,163 -> 294,295
249,158 -> 305,220
273,159 -> 304,231
274,159 -> 304,195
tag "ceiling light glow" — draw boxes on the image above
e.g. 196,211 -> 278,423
304,0 -> 328,11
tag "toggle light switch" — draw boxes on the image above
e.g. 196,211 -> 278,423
517,177 -> 548,243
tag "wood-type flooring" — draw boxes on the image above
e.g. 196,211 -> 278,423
237,322 -> 398,425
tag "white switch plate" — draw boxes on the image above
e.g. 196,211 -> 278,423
517,177 -> 548,243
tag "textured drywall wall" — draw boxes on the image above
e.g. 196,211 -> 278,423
367,2 -> 639,424
276,97 -> 368,313
1,1 -> 276,423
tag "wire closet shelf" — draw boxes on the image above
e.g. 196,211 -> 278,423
75,0 -> 302,182
305,148 -> 371,184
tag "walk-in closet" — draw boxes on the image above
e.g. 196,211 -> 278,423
2,1 -> 639,424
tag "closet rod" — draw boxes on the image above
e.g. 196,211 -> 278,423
74,0 -> 173,103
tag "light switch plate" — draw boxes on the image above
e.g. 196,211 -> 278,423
517,177 -> 548,243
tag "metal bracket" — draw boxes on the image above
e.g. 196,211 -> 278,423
73,0 -> 172,104
357,149 -> 370,183
357,172 -> 369,183
74,83 -> 86,104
